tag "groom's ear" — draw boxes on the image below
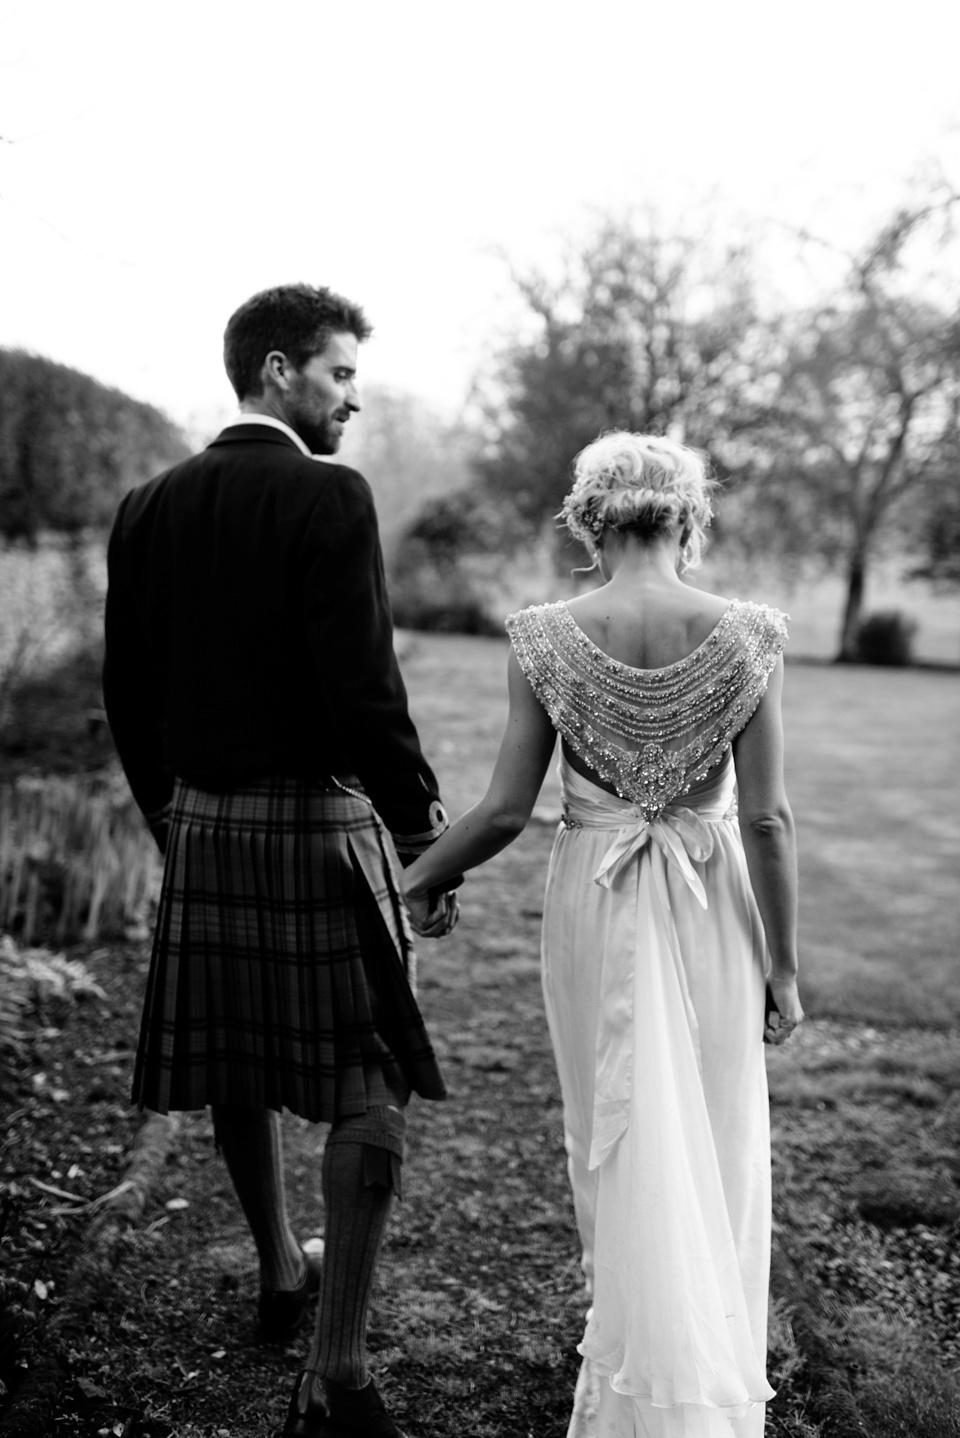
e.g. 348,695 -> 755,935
261,349 -> 295,394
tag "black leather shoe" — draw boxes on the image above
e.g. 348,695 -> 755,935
257,1246 -> 323,1343
279,1369 -> 406,1438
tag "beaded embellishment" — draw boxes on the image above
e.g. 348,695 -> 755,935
506,599 -> 787,821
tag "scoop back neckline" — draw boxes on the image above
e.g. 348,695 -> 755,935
557,598 -> 740,676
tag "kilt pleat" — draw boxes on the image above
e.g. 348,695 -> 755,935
132,776 -> 446,1121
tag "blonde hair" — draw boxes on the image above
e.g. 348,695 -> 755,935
559,431 -> 716,571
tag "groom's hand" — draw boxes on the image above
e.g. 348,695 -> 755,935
407,889 -> 460,938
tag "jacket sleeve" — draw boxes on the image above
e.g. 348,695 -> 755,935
300,466 -> 448,852
101,494 -> 174,846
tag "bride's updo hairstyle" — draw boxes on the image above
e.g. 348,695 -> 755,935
560,431 -> 716,572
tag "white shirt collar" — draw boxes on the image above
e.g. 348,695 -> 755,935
221,412 -> 316,459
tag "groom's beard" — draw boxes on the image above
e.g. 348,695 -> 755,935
292,409 -> 349,456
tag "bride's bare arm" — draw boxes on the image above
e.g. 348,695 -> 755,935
732,657 -> 803,1041
403,651 -> 556,900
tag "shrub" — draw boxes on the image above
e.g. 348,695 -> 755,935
0,770 -> 160,945
389,565 -> 502,635
0,933 -> 109,1091
389,492 -> 572,635
856,610 -> 917,666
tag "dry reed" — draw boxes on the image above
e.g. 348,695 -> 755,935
0,771 -> 160,945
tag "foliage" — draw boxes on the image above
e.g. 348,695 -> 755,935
472,216 -> 762,538
397,488 -> 516,562
0,771 -> 160,945
0,631 -> 117,779
389,489 -> 576,634
0,932 -> 107,1019
838,1305 -> 960,1438
389,489 -> 539,633
0,932 -> 107,1092
734,193 -> 960,659
393,214 -> 765,627
0,349 -> 189,542
0,539 -> 107,734
855,610 -> 917,665
910,440 -> 960,587
389,574 -> 502,635
404,196 -> 960,651
337,385 -> 473,557
0,935 -> 29,1080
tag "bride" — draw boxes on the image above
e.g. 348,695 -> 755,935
402,432 -> 804,1438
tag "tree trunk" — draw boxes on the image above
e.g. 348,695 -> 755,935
836,551 -> 866,661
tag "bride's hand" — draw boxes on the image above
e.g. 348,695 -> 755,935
764,976 -> 803,1045
405,887 -> 459,938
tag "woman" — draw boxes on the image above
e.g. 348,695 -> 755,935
403,432 -> 803,1438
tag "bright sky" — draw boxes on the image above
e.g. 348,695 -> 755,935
2,0 -> 958,434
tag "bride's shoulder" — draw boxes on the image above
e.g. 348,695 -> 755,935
728,596 -> 789,632
505,600 -> 567,634
723,598 -> 790,663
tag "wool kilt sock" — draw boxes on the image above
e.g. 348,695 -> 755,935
307,1123 -> 401,1388
212,1105 -> 304,1293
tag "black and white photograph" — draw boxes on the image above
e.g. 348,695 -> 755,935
1,3 -> 958,1436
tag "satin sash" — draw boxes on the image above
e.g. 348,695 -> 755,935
558,755 -> 737,1171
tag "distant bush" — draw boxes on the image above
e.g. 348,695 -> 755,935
390,490 -> 569,635
390,576 -> 502,635
390,491 -> 513,635
0,632 -> 116,774
0,538 -> 106,727
0,771 -> 160,945
0,349 -> 188,542
856,610 -> 917,666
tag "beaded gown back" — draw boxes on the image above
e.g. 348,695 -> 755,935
506,599 -> 786,821
506,598 -> 787,1438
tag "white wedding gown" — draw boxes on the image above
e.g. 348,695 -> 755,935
506,599 -> 787,1438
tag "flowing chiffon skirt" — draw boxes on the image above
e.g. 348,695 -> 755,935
541,754 -> 775,1438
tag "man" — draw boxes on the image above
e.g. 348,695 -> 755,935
103,284 -> 457,1438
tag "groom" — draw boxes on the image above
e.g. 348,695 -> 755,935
103,283 -> 457,1438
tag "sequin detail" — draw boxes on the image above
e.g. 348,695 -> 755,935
506,599 -> 787,821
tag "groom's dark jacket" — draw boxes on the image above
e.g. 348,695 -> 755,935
103,422 -> 446,850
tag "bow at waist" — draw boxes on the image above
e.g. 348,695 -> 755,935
559,759 -> 735,906
593,807 -> 716,906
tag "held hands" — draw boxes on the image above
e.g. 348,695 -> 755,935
398,844 -> 461,938
764,976 -> 804,1046
405,887 -> 460,938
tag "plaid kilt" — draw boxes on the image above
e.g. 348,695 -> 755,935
132,776 -> 446,1121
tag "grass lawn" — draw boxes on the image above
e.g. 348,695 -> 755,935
781,661 -> 960,1025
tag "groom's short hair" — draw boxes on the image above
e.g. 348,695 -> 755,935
224,284 -> 372,400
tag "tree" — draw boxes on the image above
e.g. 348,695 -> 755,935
910,411 -> 960,588
737,199 -> 960,660
0,349 -> 189,541
336,385 -> 471,558
473,217 -> 763,545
